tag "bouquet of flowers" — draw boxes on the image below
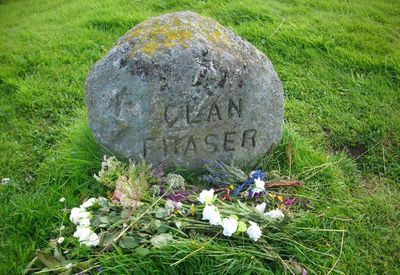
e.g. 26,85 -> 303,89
30,157 -> 309,274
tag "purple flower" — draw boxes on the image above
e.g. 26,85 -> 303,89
167,191 -> 190,202
283,198 -> 296,207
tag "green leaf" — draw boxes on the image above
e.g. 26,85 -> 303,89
35,251 -> 61,268
119,235 -> 139,249
237,221 -> 247,232
152,219 -> 162,230
100,230 -> 121,247
100,216 -> 110,224
135,246 -> 150,257
121,209 -> 130,219
150,233 -> 173,248
59,269 -> 72,275
155,208 -> 167,218
174,220 -> 182,229
157,224 -> 169,233
91,216 -> 101,227
53,246 -> 66,262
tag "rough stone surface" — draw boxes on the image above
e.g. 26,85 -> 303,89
85,11 -> 284,168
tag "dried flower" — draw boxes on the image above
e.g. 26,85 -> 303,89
165,173 -> 186,190
150,163 -> 166,183
112,175 -> 143,208
201,160 -> 247,188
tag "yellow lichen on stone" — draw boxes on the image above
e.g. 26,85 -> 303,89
126,16 -> 194,56
122,13 -> 238,58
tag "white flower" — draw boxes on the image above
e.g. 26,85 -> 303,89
60,225 -> 65,230
255,202 -> 266,214
81,231 -> 100,247
57,237 -> 65,244
78,218 -> 91,226
80,198 -> 97,209
198,189 -> 214,204
65,263 -> 72,269
222,217 -> 238,237
69,208 -> 91,225
202,205 -> 221,226
175,201 -> 183,210
165,199 -> 175,215
247,221 -> 262,241
264,209 -> 285,221
73,226 -> 99,247
252,177 -> 265,193
59,197 -> 65,203
73,226 -> 92,241
1,178 -> 10,185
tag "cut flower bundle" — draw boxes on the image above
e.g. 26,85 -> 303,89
32,156 -> 310,274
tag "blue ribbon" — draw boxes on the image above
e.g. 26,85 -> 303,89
232,170 -> 265,197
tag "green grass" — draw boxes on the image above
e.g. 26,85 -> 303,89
0,0 -> 399,273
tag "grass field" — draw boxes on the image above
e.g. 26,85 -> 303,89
0,0 -> 399,273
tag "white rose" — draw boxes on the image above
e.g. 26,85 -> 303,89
198,189 -> 214,205
81,198 -> 97,209
70,208 -> 91,225
252,178 -> 265,193
202,205 -> 222,226
247,221 -> 262,241
222,217 -> 238,237
264,209 -> 285,221
255,202 -> 266,214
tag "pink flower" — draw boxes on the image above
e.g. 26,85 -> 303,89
112,189 -> 123,203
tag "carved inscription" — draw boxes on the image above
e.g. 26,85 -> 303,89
164,98 -> 243,127
144,97 -> 258,158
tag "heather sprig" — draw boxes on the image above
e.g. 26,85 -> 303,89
200,160 -> 247,188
